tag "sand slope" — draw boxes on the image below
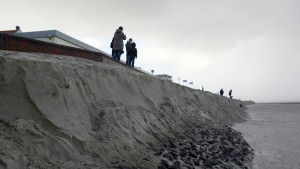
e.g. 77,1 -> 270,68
0,51 -> 247,168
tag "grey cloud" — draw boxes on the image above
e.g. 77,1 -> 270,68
1,0 -> 300,102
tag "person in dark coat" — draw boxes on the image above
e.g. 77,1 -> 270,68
125,38 -> 133,65
112,26 -> 126,61
229,90 -> 233,99
220,88 -> 224,96
127,42 -> 137,67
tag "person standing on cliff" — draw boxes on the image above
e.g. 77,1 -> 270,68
125,38 -> 133,65
127,42 -> 137,67
220,88 -> 224,96
229,89 -> 233,99
112,26 -> 126,61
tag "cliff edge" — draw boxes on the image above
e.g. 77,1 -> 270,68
0,51 -> 251,168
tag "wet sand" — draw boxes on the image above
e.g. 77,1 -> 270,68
233,103 -> 300,169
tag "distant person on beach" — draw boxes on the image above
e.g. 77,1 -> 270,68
127,42 -> 137,67
220,88 -> 224,96
112,26 -> 126,61
229,90 -> 233,99
125,38 -> 133,65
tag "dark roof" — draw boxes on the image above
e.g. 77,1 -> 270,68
155,74 -> 173,78
12,30 -> 107,55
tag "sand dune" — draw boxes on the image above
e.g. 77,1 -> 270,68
0,51 -> 249,168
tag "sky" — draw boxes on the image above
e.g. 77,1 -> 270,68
1,0 -> 300,103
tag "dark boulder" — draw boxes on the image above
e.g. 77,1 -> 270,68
169,161 -> 181,169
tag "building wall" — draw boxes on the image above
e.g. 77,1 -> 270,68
0,33 -> 103,62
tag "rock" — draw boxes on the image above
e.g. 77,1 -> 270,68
159,148 -> 165,152
155,126 -> 253,169
207,140 -> 215,144
157,165 -> 166,169
192,159 -> 200,166
203,159 -> 213,168
169,148 -> 178,153
142,158 -> 149,161
182,159 -> 193,167
212,164 -> 222,169
169,152 -> 178,159
154,151 -> 163,156
183,146 -> 190,150
179,150 -> 187,157
162,153 -> 174,161
169,161 -> 181,169
0,159 -> 7,168
168,141 -> 177,148
118,165 -> 137,169
189,151 -> 197,158
224,147 -> 234,155
160,159 -> 170,168
195,150 -> 201,155
185,166 -> 192,169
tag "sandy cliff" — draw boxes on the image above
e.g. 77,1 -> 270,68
0,51 -> 249,168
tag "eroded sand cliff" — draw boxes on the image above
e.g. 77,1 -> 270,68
0,51 -> 251,168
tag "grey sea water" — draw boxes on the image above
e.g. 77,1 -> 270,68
233,103 -> 300,169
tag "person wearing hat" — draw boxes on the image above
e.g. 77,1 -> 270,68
112,26 -> 126,61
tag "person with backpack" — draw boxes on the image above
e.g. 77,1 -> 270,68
112,26 -> 126,61
229,90 -> 233,99
127,42 -> 137,67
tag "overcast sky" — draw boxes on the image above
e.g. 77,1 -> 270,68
1,0 -> 300,103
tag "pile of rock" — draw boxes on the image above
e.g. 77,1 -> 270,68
155,126 -> 253,169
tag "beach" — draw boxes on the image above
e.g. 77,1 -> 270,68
233,103 -> 300,169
